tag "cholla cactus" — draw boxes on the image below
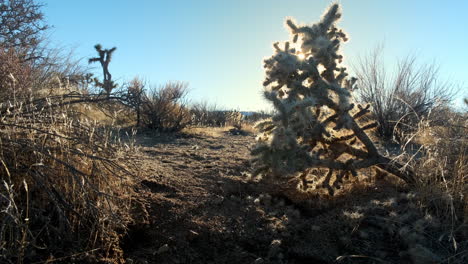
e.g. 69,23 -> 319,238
251,4 -> 414,195
226,110 -> 244,130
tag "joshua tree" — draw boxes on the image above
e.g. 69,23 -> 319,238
251,4 -> 414,195
89,44 -> 117,96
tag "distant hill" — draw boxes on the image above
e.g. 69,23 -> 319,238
240,111 -> 256,116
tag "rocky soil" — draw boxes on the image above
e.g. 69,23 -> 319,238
122,128 -> 466,264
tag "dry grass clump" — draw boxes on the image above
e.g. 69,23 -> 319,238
0,97 -> 136,263
375,110 -> 468,262
77,100 -> 137,127
182,126 -> 229,138
238,122 -> 257,135
391,110 -> 467,214
189,101 -> 227,127
413,114 -> 467,223
189,101 -> 265,131
190,108 -> 242,128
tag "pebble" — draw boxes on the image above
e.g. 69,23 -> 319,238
254,198 -> 261,205
156,244 -> 169,254
187,230 -> 199,240
268,239 -> 282,257
253,257 -> 264,264
211,195 -> 224,205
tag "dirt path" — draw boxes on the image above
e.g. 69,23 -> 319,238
124,131 -> 268,263
121,129 -> 456,264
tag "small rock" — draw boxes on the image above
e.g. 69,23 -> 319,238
268,239 -> 282,258
253,257 -> 264,264
156,244 -> 169,254
211,195 -> 224,205
254,198 -> 261,205
187,230 -> 199,240
270,239 -> 282,246
241,171 -> 251,177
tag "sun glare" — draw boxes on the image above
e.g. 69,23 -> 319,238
297,53 -> 306,60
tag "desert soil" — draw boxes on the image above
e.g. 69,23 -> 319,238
121,128 -> 449,264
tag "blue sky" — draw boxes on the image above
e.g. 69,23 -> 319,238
43,0 -> 467,111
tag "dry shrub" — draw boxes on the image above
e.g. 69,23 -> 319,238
83,99 -> 136,127
0,0 -> 90,101
244,110 -> 272,124
33,49 -> 93,96
0,0 -> 47,52
0,48 -> 34,100
413,112 -> 467,217
189,102 -> 248,129
0,47 -> 92,104
389,109 -> 468,262
125,77 -> 145,126
140,81 -> 191,132
354,47 -> 455,143
0,98 -> 135,263
189,101 -> 226,127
